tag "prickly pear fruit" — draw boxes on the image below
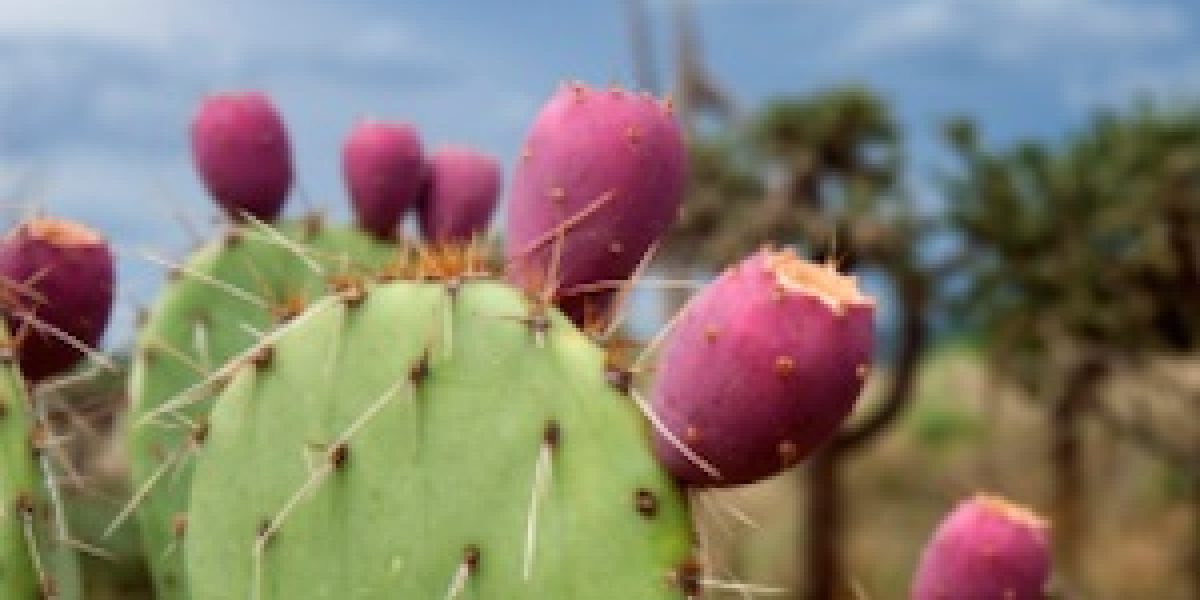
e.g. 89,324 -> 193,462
185,280 -> 694,599
505,82 -> 685,325
0,218 -> 114,382
342,120 -> 424,239
417,147 -> 501,243
912,494 -> 1051,600
650,248 -> 873,486
191,91 -> 293,222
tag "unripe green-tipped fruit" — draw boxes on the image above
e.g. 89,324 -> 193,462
651,248 -> 873,486
0,218 -> 114,382
912,494 -> 1051,600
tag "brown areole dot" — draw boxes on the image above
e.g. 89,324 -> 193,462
408,351 -> 431,385
330,443 -> 349,469
773,355 -> 795,376
14,491 -> 35,518
28,423 -> 48,458
684,425 -> 701,444
463,544 -> 481,573
523,313 -> 551,338
634,488 -> 658,518
134,306 -> 150,329
856,363 -> 870,379
668,557 -> 702,597
543,420 -> 562,449
548,186 -> 566,204
625,125 -> 642,145
250,345 -> 274,370
329,275 -> 367,306
221,227 -> 244,248
605,368 -> 633,395
140,345 -> 161,365
570,82 -> 587,102
702,326 -> 719,343
608,241 -> 624,254
172,513 -> 188,538
190,422 -> 210,447
301,212 -> 324,240
256,518 -> 272,542
778,440 -> 798,465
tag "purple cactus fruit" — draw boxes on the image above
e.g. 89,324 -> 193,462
341,120 -> 424,239
190,91 -> 293,222
0,218 -> 114,382
650,248 -> 874,486
912,495 -> 1051,600
417,147 -> 501,243
505,81 -> 685,326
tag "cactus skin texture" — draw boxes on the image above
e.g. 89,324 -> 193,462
127,220 -> 396,600
0,327 -> 83,599
651,248 -> 874,486
190,92 -> 293,222
342,121 -> 425,239
912,495 -> 1051,600
185,280 -> 694,599
417,147 -> 501,243
505,82 -> 685,325
0,218 -> 114,383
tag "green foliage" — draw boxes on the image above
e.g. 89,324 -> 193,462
127,219 -> 397,599
668,85 -> 914,271
185,281 -> 693,599
945,103 -> 1200,380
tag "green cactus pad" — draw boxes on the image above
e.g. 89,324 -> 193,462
127,219 -> 397,599
0,335 -> 82,599
185,280 -> 694,599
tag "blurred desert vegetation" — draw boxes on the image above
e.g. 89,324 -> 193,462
20,1 -> 1200,599
652,2 -> 1198,598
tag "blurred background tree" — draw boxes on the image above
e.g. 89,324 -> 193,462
634,1 -> 1199,597
664,85 -> 937,599
943,105 -> 1200,595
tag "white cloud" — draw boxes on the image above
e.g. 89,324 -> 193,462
0,0 -> 196,48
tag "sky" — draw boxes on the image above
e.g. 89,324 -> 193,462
1,0 -> 1198,344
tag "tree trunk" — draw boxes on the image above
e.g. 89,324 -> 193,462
803,448 -> 848,600
1051,359 -> 1105,592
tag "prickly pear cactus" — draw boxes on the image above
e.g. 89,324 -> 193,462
185,279 -> 694,599
0,334 -> 82,599
127,219 -> 397,599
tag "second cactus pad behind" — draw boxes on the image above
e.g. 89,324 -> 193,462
128,218 -> 398,599
185,280 -> 694,599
